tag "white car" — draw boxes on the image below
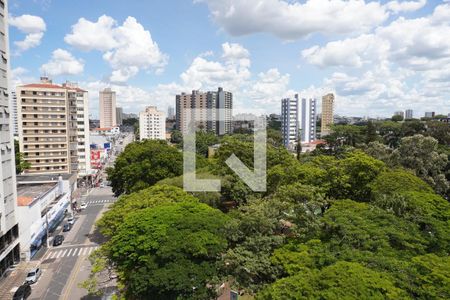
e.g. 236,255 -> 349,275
67,216 -> 75,225
25,267 -> 42,284
80,202 -> 87,209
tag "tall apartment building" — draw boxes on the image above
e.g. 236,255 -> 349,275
10,91 -> 18,135
394,111 -> 405,118
281,96 -> 299,148
139,106 -> 166,140
99,88 -> 116,128
116,107 -> 123,126
62,82 -> 90,177
17,77 -> 79,175
405,109 -> 413,119
167,105 -> 175,119
425,112 -> 435,118
0,0 -> 20,276
300,98 -> 317,143
321,93 -> 334,136
175,87 -> 232,135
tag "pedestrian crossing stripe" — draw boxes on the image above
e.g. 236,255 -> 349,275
44,246 -> 99,260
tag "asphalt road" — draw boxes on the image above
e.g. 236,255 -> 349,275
28,186 -> 116,300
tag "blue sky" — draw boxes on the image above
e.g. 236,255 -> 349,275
8,0 -> 450,118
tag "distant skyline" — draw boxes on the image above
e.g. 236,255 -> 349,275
8,0 -> 449,118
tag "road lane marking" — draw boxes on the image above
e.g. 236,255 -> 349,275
66,248 -> 73,256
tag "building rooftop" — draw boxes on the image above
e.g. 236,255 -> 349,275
17,183 -> 57,206
20,83 -> 87,92
16,173 -> 76,184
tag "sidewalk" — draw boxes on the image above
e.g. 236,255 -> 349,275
0,260 -> 40,300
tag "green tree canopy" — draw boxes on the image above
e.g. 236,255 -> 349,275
107,139 -> 183,196
106,201 -> 229,299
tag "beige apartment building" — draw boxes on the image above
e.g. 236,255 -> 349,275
175,88 -> 232,135
99,88 -> 116,128
17,77 -> 79,174
321,93 -> 335,136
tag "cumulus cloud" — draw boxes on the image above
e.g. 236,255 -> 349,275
196,0 -> 388,40
9,15 -> 46,53
385,0 -> 427,13
40,49 -> 84,77
65,15 -> 168,82
180,43 -> 251,90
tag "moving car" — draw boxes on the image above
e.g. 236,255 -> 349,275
67,216 -> 75,225
25,268 -> 41,284
52,235 -> 64,246
80,202 -> 87,209
62,223 -> 72,232
13,283 -> 31,300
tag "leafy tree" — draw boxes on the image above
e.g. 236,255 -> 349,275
267,128 -> 283,147
14,140 -> 30,174
363,141 -> 399,167
379,121 -> 402,148
107,140 -> 183,196
257,261 -> 408,300
106,201 -> 229,299
97,185 -> 197,237
170,129 -> 182,144
392,114 -> 404,122
394,134 -> 449,195
400,119 -> 426,137
370,169 -> 433,198
365,120 -> 379,143
426,121 -> 450,145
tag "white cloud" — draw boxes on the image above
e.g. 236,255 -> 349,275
180,43 -> 251,90
385,0 -> 427,13
40,49 -> 84,77
9,15 -> 46,53
246,68 -> 290,106
65,15 -> 168,82
64,15 -> 118,51
196,0 -> 388,40
302,34 -> 389,68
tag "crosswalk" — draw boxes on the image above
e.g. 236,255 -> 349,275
84,199 -> 116,206
43,245 -> 99,260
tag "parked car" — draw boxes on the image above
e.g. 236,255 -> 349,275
13,283 -> 31,300
25,268 -> 41,284
99,182 -> 105,188
62,223 -> 72,232
67,217 -> 75,225
52,235 -> 64,246
80,202 -> 87,209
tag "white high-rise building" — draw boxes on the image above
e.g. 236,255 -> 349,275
281,95 -> 299,148
0,0 -> 20,276
62,82 -> 90,177
139,106 -> 166,140
300,98 -> 317,143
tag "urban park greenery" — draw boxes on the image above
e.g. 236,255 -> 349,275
86,119 -> 450,299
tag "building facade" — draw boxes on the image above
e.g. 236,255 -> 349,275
99,88 -> 116,128
17,77 -> 79,175
300,98 -> 317,143
321,93 -> 334,136
175,87 -> 232,135
167,105 -> 175,120
425,112 -> 435,118
139,106 -> 166,140
62,82 -> 90,177
281,96 -> 299,148
116,107 -> 123,126
405,109 -> 413,119
0,0 -> 20,276
16,174 -> 75,260
10,91 -> 18,135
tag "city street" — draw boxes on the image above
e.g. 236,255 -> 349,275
28,186 -> 116,300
